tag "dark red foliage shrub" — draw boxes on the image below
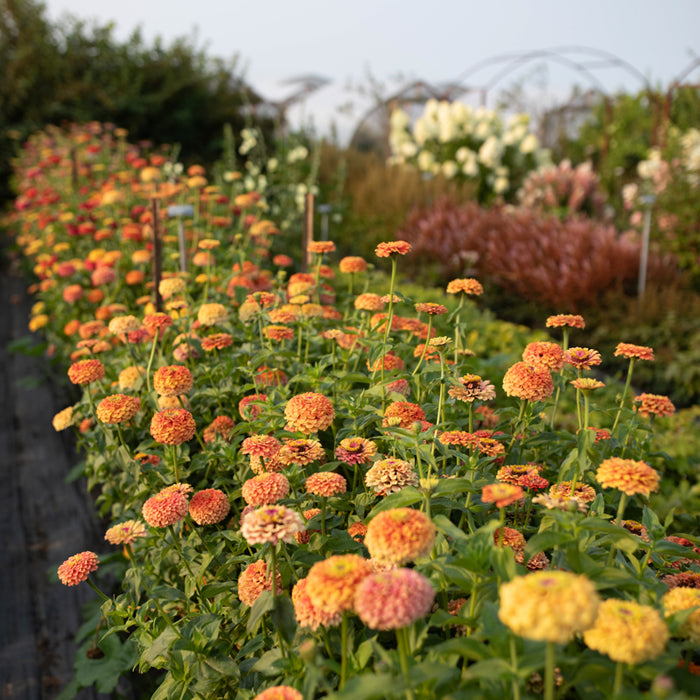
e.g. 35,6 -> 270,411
397,197 -> 677,310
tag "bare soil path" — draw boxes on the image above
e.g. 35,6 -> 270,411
0,250 -> 104,700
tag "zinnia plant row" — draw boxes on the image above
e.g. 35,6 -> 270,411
5,123 -> 700,700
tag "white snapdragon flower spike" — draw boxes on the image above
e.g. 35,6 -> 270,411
390,108 -> 410,130
520,133 -> 540,154
417,150 -> 435,172
441,161 -> 459,179
478,135 -> 503,168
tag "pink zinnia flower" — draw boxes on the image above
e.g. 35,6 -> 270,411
142,483 -> 192,528
57,551 -> 100,586
240,505 -> 305,546
354,568 -> 435,630
305,472 -> 347,498
189,488 -> 230,525
241,473 -> 290,506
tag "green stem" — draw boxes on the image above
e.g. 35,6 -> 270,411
396,626 -> 414,700
380,257 -> 398,409
412,316 -> 433,376
145,336 -> 159,397
320,496 -> 327,537
453,295 -> 464,365
86,576 -> 110,602
510,636 -> 521,700
544,641 -> 556,700
607,493 -> 629,566
612,358 -> 635,434
612,660 -> 624,697
340,611 -> 349,690
170,444 -> 180,483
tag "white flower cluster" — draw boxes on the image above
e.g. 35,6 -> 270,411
680,128 -> 700,187
239,128 -> 259,156
388,99 -> 549,203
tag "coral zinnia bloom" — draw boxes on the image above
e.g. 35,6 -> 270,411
414,302 -> 447,315
662,587 -> 700,643
564,346 -> 602,371
596,458 -> 660,497
583,599 -> 669,664
240,505 -> 305,546
365,508 -> 435,565
496,464 -> 542,486
118,365 -> 145,391
254,366 -> 288,388
292,576 -> 343,630
663,572 -> 700,590
382,401 -> 426,429
446,278 -> 483,296
305,471 -> 347,498
307,240 -> 336,254
264,325 -> 294,342
201,333 -> 233,351
202,415 -> 235,443
365,458 -> 418,495
197,302 -> 227,327
142,483 -> 192,528
242,472 -> 290,506
104,520 -> 147,545
153,365 -> 193,397
238,560 -> 283,606
502,362 -> 553,402
494,527 -> 526,552
239,393 -> 268,421
335,437 -> 377,465
241,434 -> 281,459
633,393 -> 675,418
571,378 -> 605,391
482,483 -> 524,508
284,392 -> 334,433
253,686 -> 302,700
143,312 -> 173,338
305,554 -> 372,617
375,240 -> 412,257
545,314 -> 585,329
189,488 -> 230,525
614,342 -> 655,362
522,341 -> 565,372
367,351 -> 405,372
339,256 -> 367,273
108,314 -> 142,335
549,481 -> 597,503
277,438 -> 325,467
354,568 -> 435,630
67,358 -> 105,385
498,571 -> 599,643
150,408 -> 196,445
96,394 -> 140,424
57,551 -> 99,586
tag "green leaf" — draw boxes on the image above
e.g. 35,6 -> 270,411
366,487 -> 423,518
432,514 -> 469,541
524,530 -> 572,559
270,594 -> 297,646
140,627 -> 179,668
247,590 -> 275,633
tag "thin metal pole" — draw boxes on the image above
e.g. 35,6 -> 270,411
151,198 -> 163,312
637,195 -> 654,298
301,192 -> 315,272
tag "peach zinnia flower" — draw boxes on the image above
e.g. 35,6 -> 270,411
242,472 -> 290,506
365,508 -> 435,565
150,408 -> 196,445
67,358 -> 105,385
448,374 -> 496,403
108,314 -> 142,335
375,240 -> 412,257
284,392 -> 335,434
153,365 -> 193,397
571,378 -> 605,391
522,341 -> 564,372
481,483 -> 524,508
549,481 -> 597,503
241,434 -> 281,459
662,587 -> 700,643
189,488 -> 230,525
202,415 -> 235,443
354,568 -> 435,630
339,256 -> 367,273
564,347 -> 602,371
264,325 -> 294,342
634,393 -> 675,418
240,505 -> 305,546
142,483 -> 192,528
305,554 -> 371,617
104,520 -> 147,546
446,278 -> 483,295
292,576 -> 343,630
335,437 -> 377,465
596,458 -> 659,496
118,365 -> 145,390
305,472 -> 347,498
277,438 -> 325,467
96,394 -> 140,424
238,560 -> 283,605
545,314 -> 585,329
365,458 -> 418,495
367,351 -> 405,372
53,406 -> 73,431
57,551 -> 99,586
614,342 -> 654,361
354,293 -> 385,312
502,362 -> 553,402
415,302 -> 447,315
143,312 -> 173,338
382,401 -> 426,428
197,302 -> 227,326
253,686 -> 302,700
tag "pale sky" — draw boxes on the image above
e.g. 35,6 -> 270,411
43,0 -> 700,141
